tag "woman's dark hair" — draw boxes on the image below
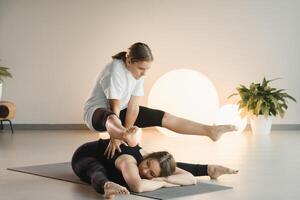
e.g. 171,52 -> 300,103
143,151 -> 176,177
112,42 -> 153,63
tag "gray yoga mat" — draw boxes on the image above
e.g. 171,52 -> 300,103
134,182 -> 232,199
8,162 -> 232,199
7,162 -> 87,185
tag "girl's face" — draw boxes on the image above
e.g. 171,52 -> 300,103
126,59 -> 152,80
138,158 -> 161,179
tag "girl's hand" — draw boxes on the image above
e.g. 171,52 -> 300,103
104,138 -> 127,159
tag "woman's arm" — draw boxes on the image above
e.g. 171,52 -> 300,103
109,99 -> 121,117
124,96 -> 140,128
158,167 -> 197,186
115,155 -> 168,193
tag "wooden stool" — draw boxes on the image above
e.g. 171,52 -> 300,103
0,101 -> 16,134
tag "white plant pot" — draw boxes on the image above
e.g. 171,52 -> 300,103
250,115 -> 272,134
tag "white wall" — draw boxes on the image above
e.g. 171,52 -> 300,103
0,0 -> 299,124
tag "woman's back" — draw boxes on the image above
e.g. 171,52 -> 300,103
71,139 -> 143,186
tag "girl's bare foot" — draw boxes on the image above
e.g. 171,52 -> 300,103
103,181 -> 130,199
207,165 -> 239,179
123,126 -> 141,147
209,125 -> 237,141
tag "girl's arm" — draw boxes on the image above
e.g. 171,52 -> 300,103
124,96 -> 140,128
156,167 -> 197,186
115,155 -> 168,193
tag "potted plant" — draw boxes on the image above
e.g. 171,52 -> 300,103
228,77 -> 297,134
0,66 -> 13,100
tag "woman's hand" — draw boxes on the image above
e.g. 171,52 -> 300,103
104,138 -> 127,159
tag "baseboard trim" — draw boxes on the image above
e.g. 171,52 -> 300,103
2,124 -> 89,130
1,124 -> 300,131
245,124 -> 300,131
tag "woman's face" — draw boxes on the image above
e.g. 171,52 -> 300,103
126,59 -> 152,80
138,158 -> 161,179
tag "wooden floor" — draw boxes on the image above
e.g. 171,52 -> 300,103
0,128 -> 299,200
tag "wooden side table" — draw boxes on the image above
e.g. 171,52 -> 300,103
0,101 -> 16,134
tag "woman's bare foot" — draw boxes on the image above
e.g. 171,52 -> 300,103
208,125 -> 237,141
103,181 -> 130,199
207,165 -> 239,179
123,126 -> 141,147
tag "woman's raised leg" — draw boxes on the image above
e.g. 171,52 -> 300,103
162,112 -> 237,141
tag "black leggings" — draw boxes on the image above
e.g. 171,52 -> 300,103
73,157 -> 108,193
92,106 -> 165,131
72,141 -> 109,194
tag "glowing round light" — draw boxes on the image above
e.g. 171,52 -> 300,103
215,104 -> 247,133
148,69 -> 219,137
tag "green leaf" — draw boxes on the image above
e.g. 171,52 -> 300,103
278,106 -> 285,118
270,96 -> 278,108
262,77 -> 267,88
0,66 -> 13,80
263,106 -> 270,117
228,93 -> 238,99
286,95 -> 297,102
273,89 -> 285,94
282,103 -> 288,110
265,77 -> 282,84
254,99 -> 263,115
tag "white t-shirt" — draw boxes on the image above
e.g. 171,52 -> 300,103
84,59 -> 144,131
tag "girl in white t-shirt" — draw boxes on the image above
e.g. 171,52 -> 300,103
84,42 -> 236,156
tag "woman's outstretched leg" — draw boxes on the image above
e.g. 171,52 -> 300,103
207,165 -> 239,179
176,162 -> 208,176
162,112 -> 237,141
177,162 -> 238,179
122,106 -> 236,141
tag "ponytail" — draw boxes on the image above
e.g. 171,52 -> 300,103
112,51 -> 127,62
112,42 -> 153,63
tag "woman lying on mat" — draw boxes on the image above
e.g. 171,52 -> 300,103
71,127 -> 238,198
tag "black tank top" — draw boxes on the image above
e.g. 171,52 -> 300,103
97,139 -> 143,187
